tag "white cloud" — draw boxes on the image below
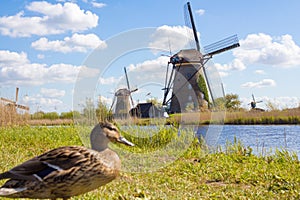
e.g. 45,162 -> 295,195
32,33 -> 107,53
98,95 -> 112,107
24,94 -> 66,113
37,54 -> 45,59
195,9 -> 205,16
218,71 -> 229,77
0,1 -> 98,37
0,50 -> 99,86
40,88 -> 66,98
241,79 -> 276,88
254,70 -> 265,75
0,50 -> 29,66
215,58 -> 246,73
99,76 -> 121,85
91,1 -> 106,8
149,25 -> 196,53
127,56 -> 169,84
233,33 -> 300,68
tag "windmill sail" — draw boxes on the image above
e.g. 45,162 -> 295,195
184,2 -> 200,51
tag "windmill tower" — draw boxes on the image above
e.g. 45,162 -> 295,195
111,67 -> 138,119
162,2 -> 240,113
0,87 -> 29,113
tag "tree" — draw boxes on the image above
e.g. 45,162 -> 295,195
60,111 -> 81,119
198,74 -> 209,104
224,93 -> 241,111
96,98 -> 112,121
44,112 -> 59,120
146,97 -> 161,106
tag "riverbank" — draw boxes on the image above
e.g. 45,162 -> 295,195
0,126 -> 299,199
2,107 -> 300,126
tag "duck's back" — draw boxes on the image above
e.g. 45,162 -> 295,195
0,146 -> 121,199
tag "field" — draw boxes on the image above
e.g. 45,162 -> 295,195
0,126 -> 299,199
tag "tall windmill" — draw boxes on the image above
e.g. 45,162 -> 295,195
110,67 -> 138,119
162,2 -> 240,113
0,87 -> 29,113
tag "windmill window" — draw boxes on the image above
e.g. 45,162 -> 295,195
188,95 -> 192,101
188,84 -> 192,90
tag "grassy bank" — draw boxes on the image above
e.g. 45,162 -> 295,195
0,126 -> 299,199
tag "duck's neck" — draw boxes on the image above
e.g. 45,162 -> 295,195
90,124 -> 110,152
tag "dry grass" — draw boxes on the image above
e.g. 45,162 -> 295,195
0,105 -> 29,126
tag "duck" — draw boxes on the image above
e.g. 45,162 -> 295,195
0,121 -> 134,200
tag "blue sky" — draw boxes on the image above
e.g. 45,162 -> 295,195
0,0 -> 300,113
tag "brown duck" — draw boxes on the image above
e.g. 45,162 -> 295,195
0,122 -> 134,199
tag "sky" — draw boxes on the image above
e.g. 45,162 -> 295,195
0,0 -> 300,114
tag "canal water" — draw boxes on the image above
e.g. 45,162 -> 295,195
199,125 -> 300,157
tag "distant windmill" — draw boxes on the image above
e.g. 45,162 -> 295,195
110,67 -> 138,119
0,87 -> 29,113
248,94 -> 264,111
162,2 -> 240,113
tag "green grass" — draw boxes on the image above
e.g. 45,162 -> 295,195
0,126 -> 299,199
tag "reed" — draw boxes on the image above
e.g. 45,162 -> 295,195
0,105 -> 29,126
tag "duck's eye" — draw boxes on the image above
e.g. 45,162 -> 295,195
106,126 -> 117,132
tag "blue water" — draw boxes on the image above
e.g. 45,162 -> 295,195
199,125 -> 300,157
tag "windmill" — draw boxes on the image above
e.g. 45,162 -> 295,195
110,67 -> 138,119
162,2 -> 240,113
0,87 -> 29,113
248,94 -> 264,111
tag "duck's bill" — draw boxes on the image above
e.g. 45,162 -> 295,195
118,137 -> 135,146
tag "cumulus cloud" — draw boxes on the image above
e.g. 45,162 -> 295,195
127,56 -> 169,83
149,25 -> 196,53
37,54 -> 45,59
215,58 -> 246,76
91,1 -> 106,8
40,88 -> 66,98
233,33 -> 300,68
254,70 -> 266,75
0,50 -> 99,86
0,50 -> 29,66
24,94 -> 67,113
99,76 -> 121,85
195,9 -> 205,16
241,79 -> 276,88
0,1 -> 98,37
31,33 -> 107,53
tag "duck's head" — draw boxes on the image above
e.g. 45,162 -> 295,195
90,121 -> 134,151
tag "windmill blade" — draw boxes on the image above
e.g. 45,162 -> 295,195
204,35 -> 240,56
252,94 -> 256,102
124,67 -> 135,107
16,104 -> 29,111
0,97 -> 15,104
184,2 -> 200,51
109,94 -> 116,113
162,63 -> 176,106
15,87 -> 19,103
124,67 -> 131,91
256,100 -> 263,103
